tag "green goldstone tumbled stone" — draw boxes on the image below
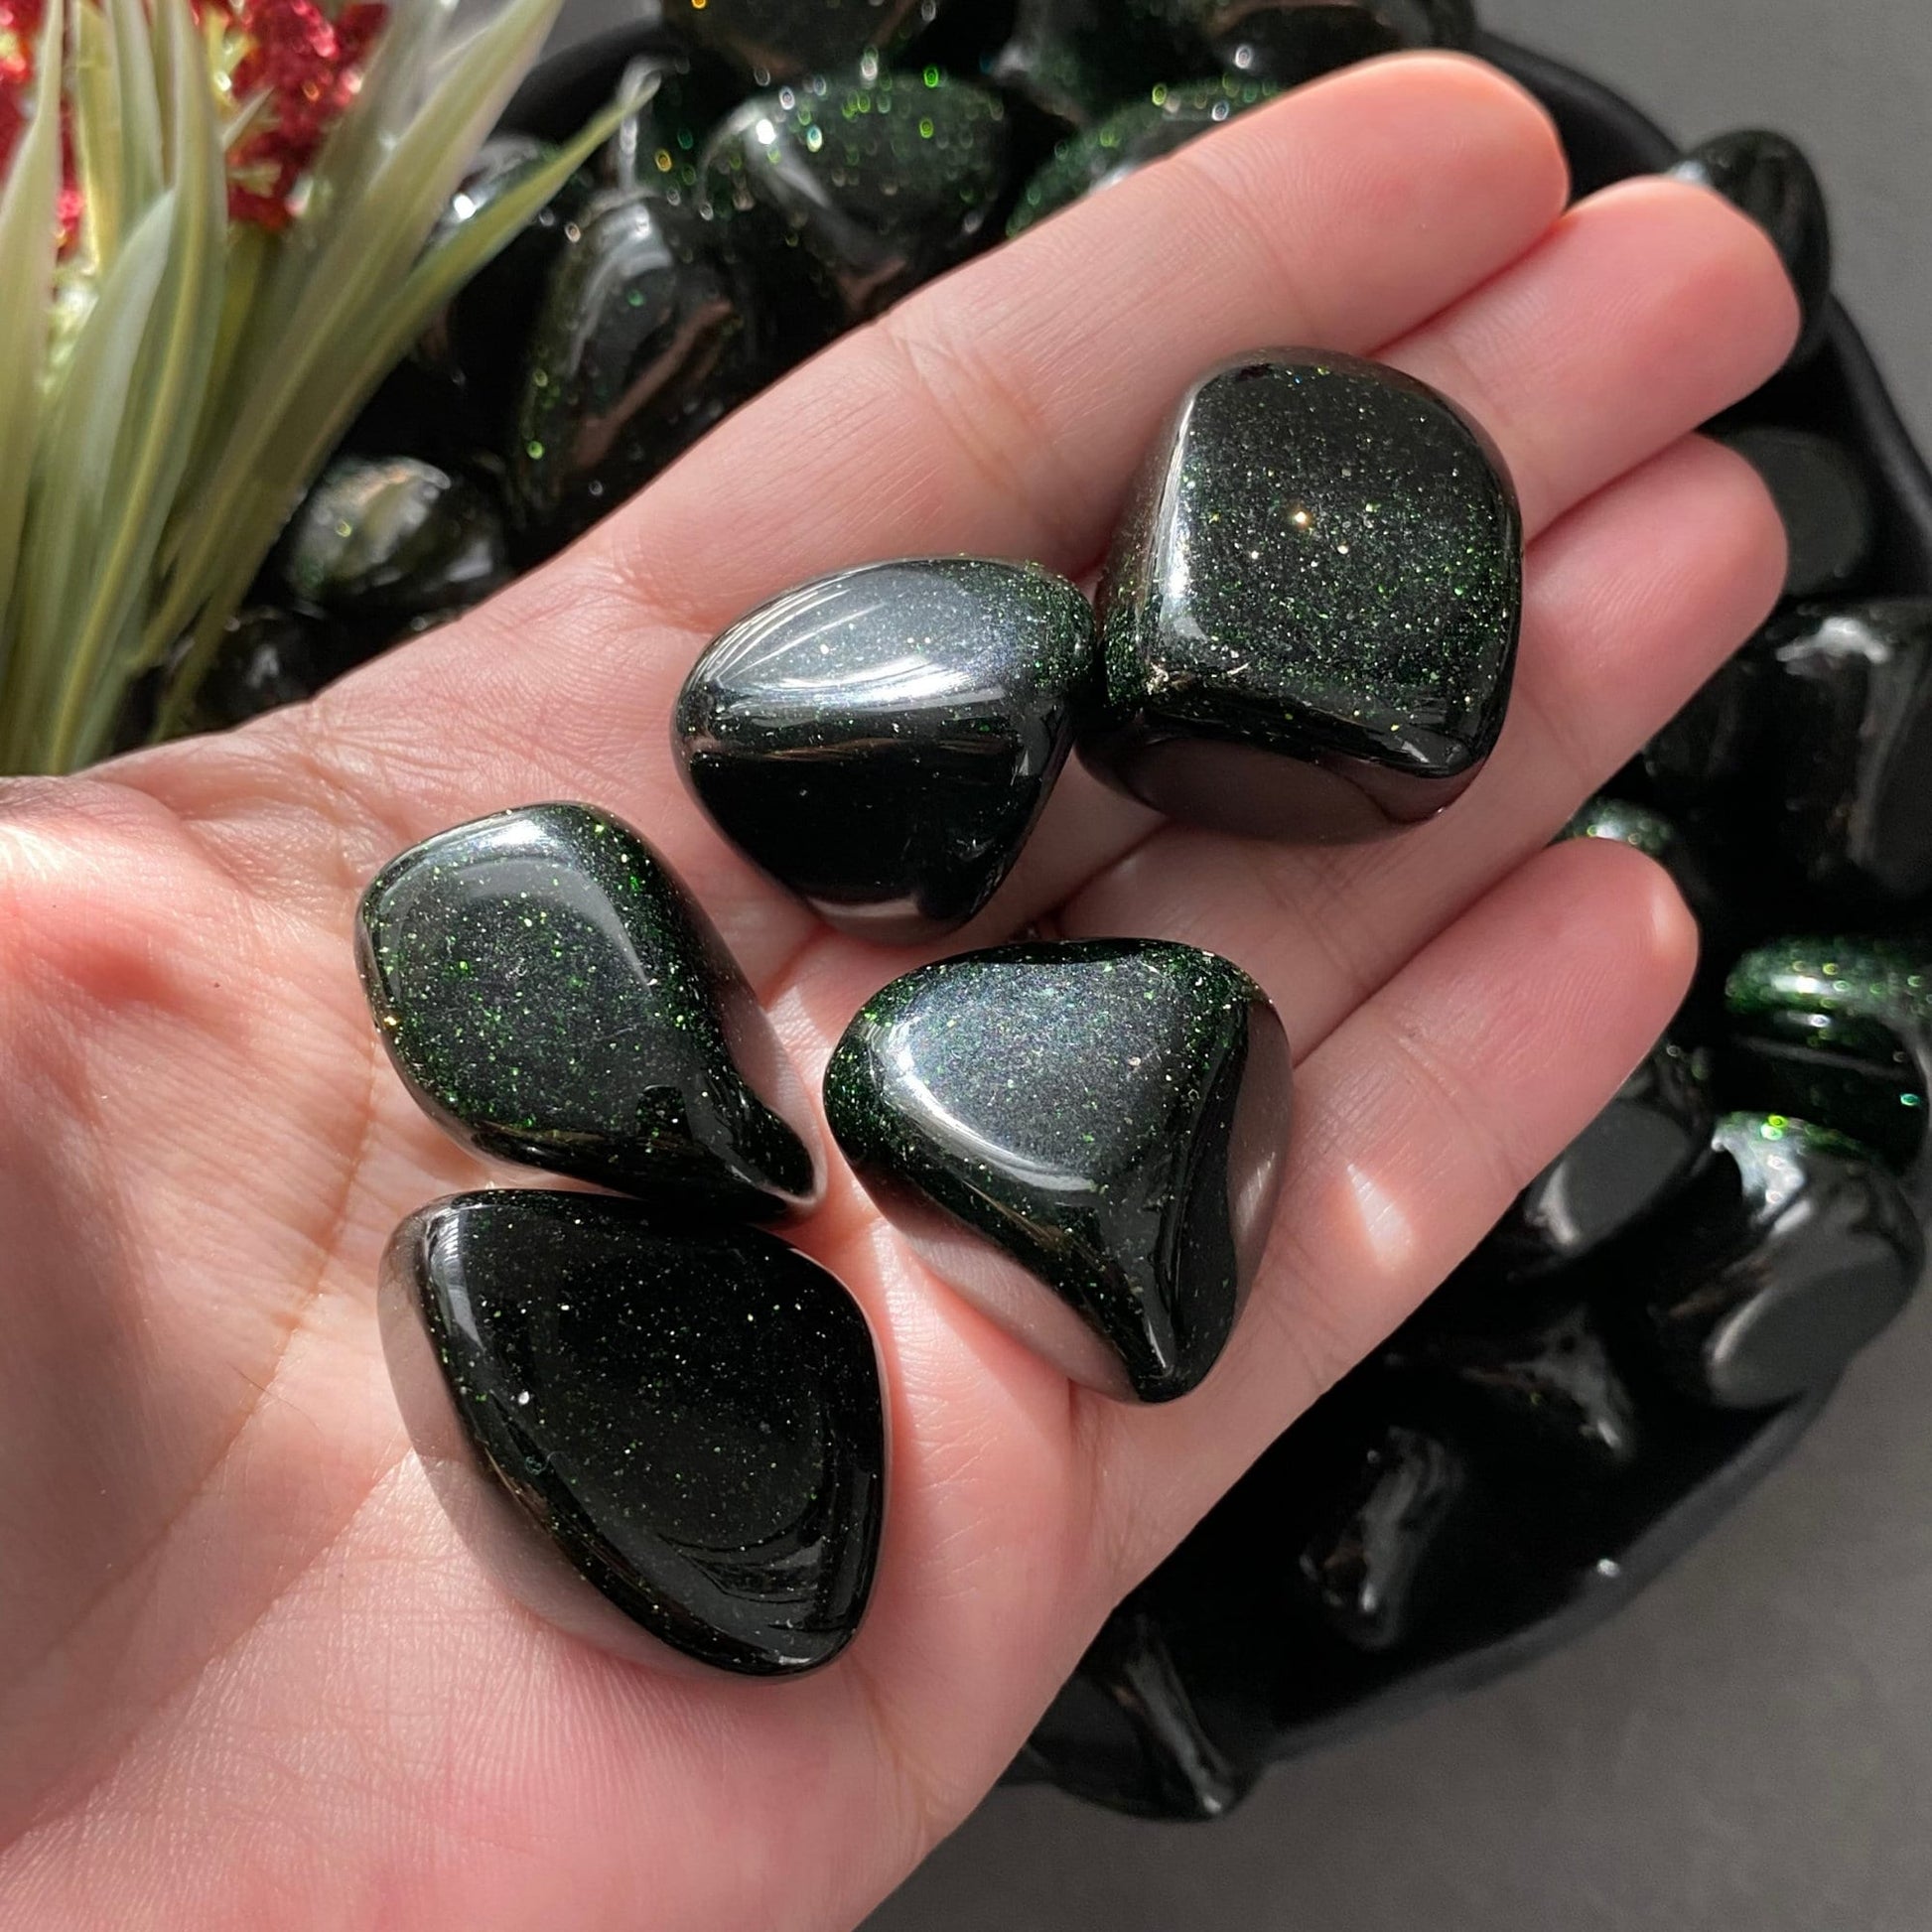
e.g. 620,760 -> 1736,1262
825,939 -> 1293,1402
1173,0 -> 1476,69
357,802 -> 821,1220
700,65 -> 1011,329
1007,74 -> 1279,236
990,0 -> 1206,130
673,557 -> 1096,943
1724,936 -> 1932,1187
1084,347 -> 1523,839
382,1189 -> 884,1675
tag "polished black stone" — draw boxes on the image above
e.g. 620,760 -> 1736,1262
1756,600 -> 1932,903
1642,644 -> 1770,810
824,939 -> 1292,1401
1474,1035 -> 1714,1282
593,46 -> 741,206
1642,1113 -> 1923,1410
181,605 -> 354,732
673,558 -> 1095,942
990,0 -> 1200,130
1718,425 -> 1874,600
1725,936 -> 1932,1191
665,0 -> 955,81
1171,0 -> 1475,79
508,191 -> 766,555
699,66 -> 1010,331
1084,349 -> 1523,838
1295,1424 -> 1466,1653
1671,129 -> 1832,365
382,1190 -> 885,1676
1021,1599 -> 1253,1820
274,457 -> 509,622
417,134 -> 573,450
1005,74 -> 1281,235
1386,1305 -> 1640,1466
357,802 -> 820,1220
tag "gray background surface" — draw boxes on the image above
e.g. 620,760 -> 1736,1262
544,4 -> 1932,1926
863,6 -> 1932,1929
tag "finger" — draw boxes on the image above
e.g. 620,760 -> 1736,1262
592,53 -> 1571,627
1057,433 -> 1786,1056
129,56 -> 1569,949
938,176 -> 1800,939
1079,836 -> 1698,1587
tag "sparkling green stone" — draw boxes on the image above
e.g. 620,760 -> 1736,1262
357,802 -> 820,1220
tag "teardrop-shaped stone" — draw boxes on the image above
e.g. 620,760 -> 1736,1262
1717,425 -> 1873,601
1724,936 -> 1932,1192
381,1190 -> 885,1676
1671,130 -> 1832,364
1642,1113 -> 1922,1410
664,0 -> 956,81
357,803 -> 821,1220
990,0 -> 1203,130
700,67 -> 1011,332
275,457 -> 509,621
1473,1035 -> 1714,1282
1006,74 -> 1280,236
673,558 -> 1095,942
824,939 -> 1292,1402
1084,348 -> 1523,838
508,192 -> 768,556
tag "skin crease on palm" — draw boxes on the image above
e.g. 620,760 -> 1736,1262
0,52 -> 1799,1932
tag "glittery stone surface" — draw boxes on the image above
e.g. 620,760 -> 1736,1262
1557,794 -> 1725,942
665,0 -> 952,82
275,456 -> 508,621
1671,129 -> 1832,364
1005,74 -> 1280,236
1718,425 -> 1874,601
508,191 -> 766,555
382,1190 -> 885,1676
824,939 -> 1292,1402
1474,1036 -> 1714,1281
357,802 -> 820,1220
1642,1112 -> 1923,1410
990,0 -> 1201,130
1724,936 -> 1932,1183
700,65 -> 1010,331
594,45 -> 741,206
1084,348 -> 1523,838
673,558 -> 1095,942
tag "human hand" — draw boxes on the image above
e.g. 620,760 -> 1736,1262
0,53 -> 1795,1931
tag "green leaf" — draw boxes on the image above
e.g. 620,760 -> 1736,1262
40,0 -> 225,772
0,0 -> 65,712
154,85 -> 632,737
106,0 -> 163,225
150,0 -> 570,657
71,0 -> 123,268
2,194 -> 174,770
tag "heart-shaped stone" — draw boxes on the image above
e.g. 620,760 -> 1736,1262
1084,348 -> 1523,839
673,558 -> 1095,942
825,939 -> 1292,1402
357,802 -> 821,1220
382,1190 -> 885,1675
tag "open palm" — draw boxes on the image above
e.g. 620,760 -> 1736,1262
0,55 -> 1796,1932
